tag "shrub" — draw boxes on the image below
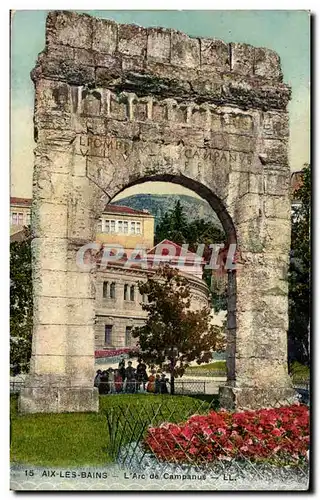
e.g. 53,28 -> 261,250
144,404 -> 309,465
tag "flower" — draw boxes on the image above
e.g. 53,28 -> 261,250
144,404 -> 309,465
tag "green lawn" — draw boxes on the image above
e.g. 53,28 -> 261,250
10,393 -> 217,467
185,361 -> 226,374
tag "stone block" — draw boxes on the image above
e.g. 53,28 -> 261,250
254,47 -> 282,80
261,138 -> 289,166
210,111 -> 223,131
221,112 -> 254,134
219,385 -> 297,411
264,195 -> 291,219
121,55 -> 145,72
40,57 -> 96,86
67,326 -> 95,356
118,24 -> 147,57
235,358 -> 291,388
152,101 -> 167,122
66,271 -> 95,299
34,296 -> 68,325
237,326 -> 288,359
73,48 -> 95,67
171,31 -> 200,68
265,172 -> 290,195
32,325 -> 68,356
262,111 -> 289,138
235,219 -> 265,253
67,297 -> 95,325
147,28 -> 171,62
237,306 -> 288,333
230,43 -> 254,76
46,11 -> 92,50
32,201 -> 68,238
33,170 -> 69,204
31,238 -> 68,272
264,218 -> 291,252
66,354 -> 96,383
92,17 -> 117,54
33,268 -> 67,298
232,192 -> 260,224
200,38 -> 230,71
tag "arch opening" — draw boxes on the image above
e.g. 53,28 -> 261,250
94,176 -> 237,385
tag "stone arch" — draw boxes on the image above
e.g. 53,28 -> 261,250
20,10 -> 295,414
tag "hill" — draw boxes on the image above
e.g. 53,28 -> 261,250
111,194 -> 222,228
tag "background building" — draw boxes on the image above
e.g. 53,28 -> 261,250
94,205 -> 210,351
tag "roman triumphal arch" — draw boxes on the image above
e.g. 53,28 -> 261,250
19,10 -> 296,413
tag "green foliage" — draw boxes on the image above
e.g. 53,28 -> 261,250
289,361 -> 310,381
10,394 -> 217,466
131,265 -> 225,393
10,230 -> 33,372
155,201 -> 227,311
288,164 -> 311,366
185,361 -> 226,374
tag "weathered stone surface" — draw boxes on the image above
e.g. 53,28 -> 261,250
200,38 -> 230,71
92,18 -> 117,54
230,43 -> 254,76
19,386 -> 99,414
220,386 -> 298,411
118,24 -> 147,57
46,10 -> 92,49
23,10 -> 293,414
147,29 -> 171,62
254,47 -> 283,81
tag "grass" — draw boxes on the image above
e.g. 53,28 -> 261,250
289,361 -> 310,382
10,393 -> 218,467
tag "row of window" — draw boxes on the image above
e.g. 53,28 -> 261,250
11,212 -> 30,226
97,218 -> 142,235
102,281 -> 148,303
104,325 -> 133,347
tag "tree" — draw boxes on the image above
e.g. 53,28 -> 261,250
10,229 -> 33,373
288,164 -> 311,366
131,265 -> 225,394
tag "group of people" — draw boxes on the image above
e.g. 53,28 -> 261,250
94,359 -> 169,395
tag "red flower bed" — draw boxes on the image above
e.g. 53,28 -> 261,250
144,404 -> 309,464
95,348 -> 138,358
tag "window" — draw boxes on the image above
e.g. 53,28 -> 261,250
125,327 -> 132,347
130,221 -> 135,234
110,220 -> 116,233
136,222 -> 141,234
105,325 -> 113,346
11,212 -> 17,225
18,213 -> 24,225
130,285 -> 135,302
124,284 -> 129,301
103,281 -> 108,298
118,220 -> 123,233
104,219 -> 110,233
110,282 -> 116,299
26,213 -> 31,225
124,221 -> 128,234
97,218 -> 102,232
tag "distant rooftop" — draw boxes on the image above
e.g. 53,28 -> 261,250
10,197 -> 32,207
103,204 -> 152,216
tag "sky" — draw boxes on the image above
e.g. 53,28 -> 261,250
11,9 -> 310,200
